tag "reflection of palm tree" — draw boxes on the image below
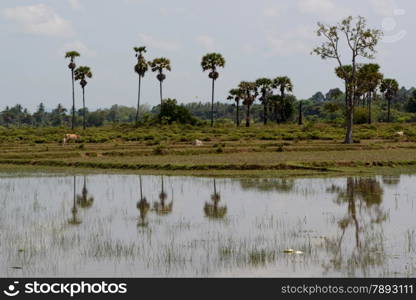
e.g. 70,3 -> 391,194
68,176 -> 82,225
137,176 -> 150,227
204,179 -> 227,219
76,176 -> 94,209
324,177 -> 387,275
153,176 -> 173,216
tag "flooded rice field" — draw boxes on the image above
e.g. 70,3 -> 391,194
0,172 -> 415,277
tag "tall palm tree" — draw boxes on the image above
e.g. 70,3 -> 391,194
227,88 -> 242,127
201,53 -> 226,127
65,51 -> 80,130
149,58 -> 171,121
74,66 -> 93,130
357,64 -> 383,124
255,78 -> 273,125
380,78 -> 399,123
273,76 -> 293,123
238,81 -> 258,127
134,46 -> 148,125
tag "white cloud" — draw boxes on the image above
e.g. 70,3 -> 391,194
138,33 -> 180,51
3,4 -> 74,37
196,35 -> 216,51
69,0 -> 82,10
266,25 -> 315,56
297,0 -> 351,21
263,7 -> 283,17
369,0 -> 397,16
59,40 -> 96,57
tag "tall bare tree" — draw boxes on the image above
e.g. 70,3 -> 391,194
312,16 -> 382,144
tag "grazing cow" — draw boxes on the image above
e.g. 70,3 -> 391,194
193,139 -> 204,146
63,134 -> 80,145
397,131 -> 405,137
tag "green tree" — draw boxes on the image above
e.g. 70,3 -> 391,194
255,78 -> 273,125
273,76 -> 293,123
74,66 -> 93,130
201,53 -> 226,127
134,46 -> 148,125
159,98 -> 197,125
238,81 -> 258,127
65,51 -> 81,130
227,88 -> 243,127
313,16 -> 382,144
356,64 -> 383,124
149,57 -> 171,121
380,78 -> 399,122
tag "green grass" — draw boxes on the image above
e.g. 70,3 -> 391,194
1,123 -> 416,176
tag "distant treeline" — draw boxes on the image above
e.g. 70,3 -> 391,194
2,86 -> 416,127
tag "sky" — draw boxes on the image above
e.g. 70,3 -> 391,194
0,0 -> 415,112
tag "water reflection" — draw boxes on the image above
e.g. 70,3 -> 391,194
324,177 -> 388,276
76,176 -> 94,209
204,179 -> 227,219
137,176 -> 150,227
238,178 -> 295,192
68,176 -> 82,225
1,173 -> 415,277
153,176 -> 173,216
382,175 -> 401,186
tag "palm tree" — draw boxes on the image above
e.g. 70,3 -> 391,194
65,51 -> 80,130
238,81 -> 258,127
74,66 -> 93,130
149,58 -> 171,121
356,64 -> 383,124
137,176 -> 150,227
255,78 -> 273,125
273,76 -> 293,123
380,78 -> 399,122
227,88 -> 242,127
134,46 -> 148,125
201,53 -> 226,127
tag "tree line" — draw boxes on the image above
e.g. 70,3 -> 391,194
2,16 -> 415,143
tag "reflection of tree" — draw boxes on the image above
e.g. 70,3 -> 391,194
137,176 -> 150,227
68,176 -> 82,225
76,176 -> 94,209
324,177 -> 387,276
153,176 -> 173,216
204,179 -> 227,219
238,178 -> 295,192
382,175 -> 401,186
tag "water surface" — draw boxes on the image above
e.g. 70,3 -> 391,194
0,173 -> 415,277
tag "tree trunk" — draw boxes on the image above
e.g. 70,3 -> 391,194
367,92 -> 372,125
82,87 -> 86,130
71,69 -> 75,130
135,75 -> 142,125
246,105 -> 251,127
211,78 -> 215,127
298,101 -> 303,125
159,80 -> 163,123
263,99 -> 268,125
236,101 -> 240,127
387,97 -> 391,122
344,100 -> 354,144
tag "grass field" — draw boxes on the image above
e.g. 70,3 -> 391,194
1,123 -> 416,177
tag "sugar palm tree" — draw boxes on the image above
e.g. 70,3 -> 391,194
356,64 -> 383,124
227,88 -> 243,127
255,78 -> 273,125
74,66 -> 93,130
149,58 -> 171,121
201,53 -> 226,127
134,46 -> 148,125
65,51 -> 80,130
380,78 -> 399,122
273,76 -> 293,123
238,81 -> 258,127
